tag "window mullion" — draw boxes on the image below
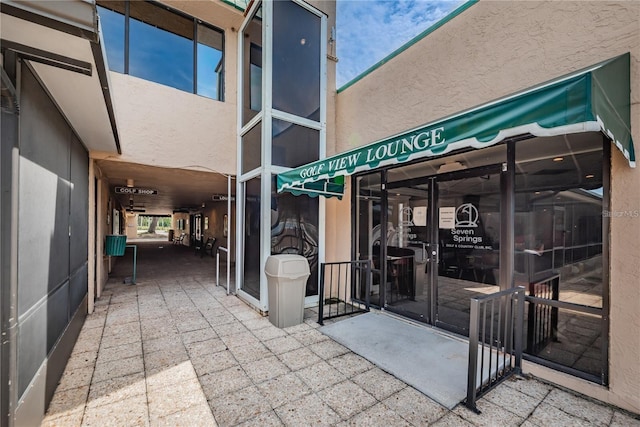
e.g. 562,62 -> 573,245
193,18 -> 197,94
124,0 -> 130,74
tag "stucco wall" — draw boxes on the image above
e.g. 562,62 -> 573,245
337,2 -> 639,155
105,73 -> 237,175
206,202 -> 235,263
93,0 -> 242,175
334,0 -> 640,413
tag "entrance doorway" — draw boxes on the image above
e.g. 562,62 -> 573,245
355,149 -> 506,336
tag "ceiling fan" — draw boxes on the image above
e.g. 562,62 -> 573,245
126,196 -> 146,213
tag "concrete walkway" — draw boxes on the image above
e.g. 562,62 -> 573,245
43,243 -> 639,426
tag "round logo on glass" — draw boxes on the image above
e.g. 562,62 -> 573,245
455,203 -> 479,228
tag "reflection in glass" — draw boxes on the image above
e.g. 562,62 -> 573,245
197,24 -> 224,100
242,178 -> 261,300
250,44 -> 262,111
525,305 -> 604,378
436,173 -> 501,333
272,119 -> 319,168
270,178 -> 319,297
129,10 -> 193,92
96,1 -> 224,100
242,123 -> 261,174
129,1 -> 194,92
384,187 -> 431,322
515,133 -> 605,379
515,134 -> 604,305
97,5 -> 125,73
272,0 -> 320,121
242,6 -> 262,126
355,174 -> 383,306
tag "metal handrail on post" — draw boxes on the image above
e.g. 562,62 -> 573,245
123,244 -> 137,285
216,246 -> 230,295
466,286 -> 524,413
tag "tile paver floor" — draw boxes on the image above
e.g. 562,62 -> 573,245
43,242 -> 640,426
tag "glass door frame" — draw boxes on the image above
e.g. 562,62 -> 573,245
358,147 -> 515,332
351,139 -> 611,381
429,163 -> 506,335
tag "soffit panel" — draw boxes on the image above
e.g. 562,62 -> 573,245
2,13 -> 119,153
96,160 -> 234,215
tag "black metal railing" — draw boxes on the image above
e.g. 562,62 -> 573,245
524,290 -> 606,384
526,274 -> 559,354
318,260 -> 371,325
466,287 -> 525,413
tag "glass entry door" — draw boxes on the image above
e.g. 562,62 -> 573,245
383,187 -> 431,322
434,167 -> 502,334
381,164 -> 504,333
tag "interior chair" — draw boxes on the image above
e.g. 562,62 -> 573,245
173,233 -> 186,245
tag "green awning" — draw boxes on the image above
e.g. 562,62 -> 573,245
281,176 -> 345,200
277,53 -> 634,198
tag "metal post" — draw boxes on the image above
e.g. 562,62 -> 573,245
216,247 -> 230,295
216,250 -> 220,288
514,287 -> 524,374
500,144 -> 515,290
318,263 -> 325,325
365,260 -> 371,311
1,61 -> 19,427
124,245 -> 137,284
227,174 -> 231,295
466,298 -> 480,413
132,245 -> 137,284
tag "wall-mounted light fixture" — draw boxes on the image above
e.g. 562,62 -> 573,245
126,178 -> 134,187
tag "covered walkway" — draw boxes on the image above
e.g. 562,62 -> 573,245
43,243 -> 638,426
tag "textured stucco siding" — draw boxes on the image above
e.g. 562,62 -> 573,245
336,2 -> 639,155
105,72 -> 237,175
334,0 -> 640,413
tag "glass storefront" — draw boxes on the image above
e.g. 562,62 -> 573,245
515,132 -> 605,379
353,133 -> 608,381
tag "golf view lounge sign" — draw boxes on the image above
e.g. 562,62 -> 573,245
277,53 -> 634,198
297,127 -> 446,181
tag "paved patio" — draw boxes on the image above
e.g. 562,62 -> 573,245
43,242 -> 639,426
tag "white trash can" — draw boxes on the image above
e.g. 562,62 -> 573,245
265,255 -> 310,328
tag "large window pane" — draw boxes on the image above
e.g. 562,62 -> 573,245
97,4 -> 125,73
515,133 -> 604,299
129,1 -> 194,92
272,119 -> 319,168
515,132 -> 606,380
242,122 -> 261,174
525,305 -> 604,379
242,178 -> 261,300
271,177 -> 319,297
97,1 -> 225,100
272,1 -> 320,121
242,6 -> 262,126
250,44 -> 262,111
197,24 -> 224,101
